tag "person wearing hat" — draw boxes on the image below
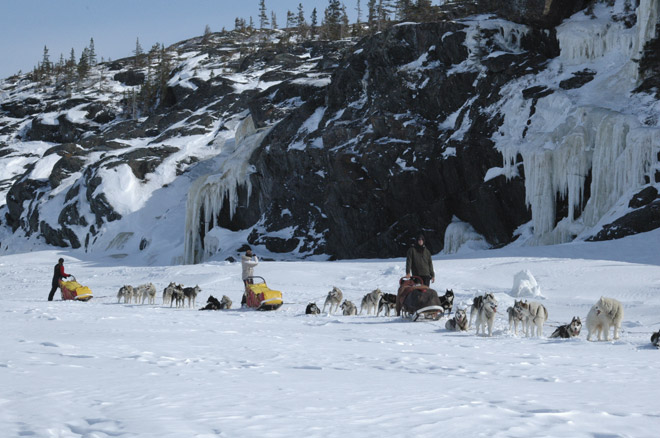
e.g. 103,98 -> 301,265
240,247 -> 259,306
48,258 -> 70,301
405,234 -> 435,286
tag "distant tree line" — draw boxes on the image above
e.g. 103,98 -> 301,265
29,38 -> 100,92
234,0 -> 443,40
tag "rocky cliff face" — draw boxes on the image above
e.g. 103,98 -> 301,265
1,0 -> 659,264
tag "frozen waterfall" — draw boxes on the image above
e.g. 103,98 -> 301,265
183,116 -> 268,264
496,0 -> 660,245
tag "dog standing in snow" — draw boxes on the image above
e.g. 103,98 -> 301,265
651,331 -> 660,348
360,289 -> 382,315
323,287 -> 343,314
117,285 -> 133,304
550,317 -> 582,339
377,293 -> 397,316
515,300 -> 548,337
586,297 -> 624,341
183,285 -> 201,308
474,293 -> 498,337
438,289 -> 454,316
507,302 -> 525,335
136,283 -> 157,305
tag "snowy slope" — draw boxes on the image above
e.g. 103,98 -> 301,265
2,230 -> 660,437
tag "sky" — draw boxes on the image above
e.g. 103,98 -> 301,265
0,0 -> 359,80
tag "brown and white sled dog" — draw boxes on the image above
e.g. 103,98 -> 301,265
507,302 -> 524,335
445,308 -> 468,331
117,285 -> 133,304
550,316 -> 582,339
341,300 -> 358,316
377,293 -> 397,316
360,289 -> 383,315
514,300 -> 548,337
473,293 -> 498,337
651,331 -> 660,348
586,297 -> 624,341
323,287 -> 343,314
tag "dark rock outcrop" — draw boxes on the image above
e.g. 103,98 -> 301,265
589,200 -> 660,241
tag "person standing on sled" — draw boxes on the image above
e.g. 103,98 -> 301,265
48,258 -> 70,301
405,234 -> 435,286
240,248 -> 258,306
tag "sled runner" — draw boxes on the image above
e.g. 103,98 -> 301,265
59,276 -> 93,301
243,276 -> 283,310
396,276 -> 443,321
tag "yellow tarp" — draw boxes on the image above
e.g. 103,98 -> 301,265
249,283 -> 282,306
61,280 -> 93,300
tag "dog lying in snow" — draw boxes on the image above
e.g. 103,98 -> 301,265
199,295 -> 232,310
341,300 -> 358,316
306,302 -> 321,314
323,287 -> 343,314
360,289 -> 382,315
445,308 -> 468,331
550,317 -> 582,339
652,331 -> 660,348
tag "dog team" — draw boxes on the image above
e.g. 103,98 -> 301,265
115,282 -> 659,347
308,286 -> 633,343
117,282 -> 201,308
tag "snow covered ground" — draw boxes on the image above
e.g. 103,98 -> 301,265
2,230 -> 660,437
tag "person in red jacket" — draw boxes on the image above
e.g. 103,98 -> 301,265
48,258 -> 70,301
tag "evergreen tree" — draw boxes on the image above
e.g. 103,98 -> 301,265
310,8 -> 318,36
354,0 -> 363,36
286,10 -> 295,29
271,11 -> 278,29
134,38 -> 145,67
341,4 -> 350,39
322,0 -> 342,40
202,24 -> 212,45
367,0 -> 377,30
78,47 -> 90,79
88,37 -> 97,66
41,45 -> 51,73
258,0 -> 269,29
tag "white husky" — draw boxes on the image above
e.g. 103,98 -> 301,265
136,283 -> 157,305
360,289 -> 382,315
515,300 -> 548,337
323,287 -> 343,314
586,297 -> 624,341
474,293 -> 498,337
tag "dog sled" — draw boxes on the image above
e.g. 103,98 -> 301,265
59,276 -> 93,301
243,276 -> 283,311
396,276 -> 443,321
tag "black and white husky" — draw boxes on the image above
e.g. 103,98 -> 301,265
651,331 -> 660,348
550,317 -> 582,339
305,302 -> 321,314
360,289 -> 383,315
472,293 -> 498,337
183,285 -> 201,308
377,293 -> 397,316
439,289 -> 455,316
445,308 -> 468,331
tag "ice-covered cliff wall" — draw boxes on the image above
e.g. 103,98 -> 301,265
496,0 -> 660,245
183,116 -> 268,264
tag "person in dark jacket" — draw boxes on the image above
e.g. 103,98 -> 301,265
405,234 -> 435,286
48,258 -> 70,301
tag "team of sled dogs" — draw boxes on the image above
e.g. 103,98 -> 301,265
116,282 -> 659,346
117,282 -> 202,308
309,288 -> 634,342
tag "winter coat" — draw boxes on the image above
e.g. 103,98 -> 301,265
405,244 -> 434,278
51,263 -> 69,287
241,255 -> 258,280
